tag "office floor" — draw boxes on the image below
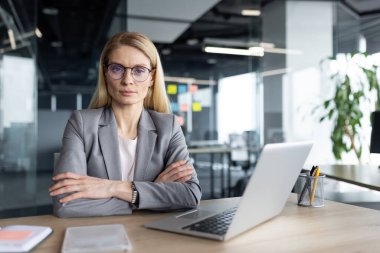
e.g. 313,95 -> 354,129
1,165 -> 380,218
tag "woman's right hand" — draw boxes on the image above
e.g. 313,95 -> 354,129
155,160 -> 194,183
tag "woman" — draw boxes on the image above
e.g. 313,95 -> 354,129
49,32 -> 202,218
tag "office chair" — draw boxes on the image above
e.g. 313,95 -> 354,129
229,132 -> 260,196
229,133 -> 250,174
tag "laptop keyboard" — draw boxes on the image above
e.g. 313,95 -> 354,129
182,207 -> 238,235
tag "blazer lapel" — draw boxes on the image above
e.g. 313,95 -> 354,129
134,109 -> 157,181
98,107 -> 122,180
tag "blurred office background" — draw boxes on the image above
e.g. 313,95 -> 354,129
1,0 -> 380,218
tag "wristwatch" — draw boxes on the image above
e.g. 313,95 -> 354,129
131,181 -> 138,205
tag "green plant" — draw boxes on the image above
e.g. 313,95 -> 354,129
318,52 -> 380,161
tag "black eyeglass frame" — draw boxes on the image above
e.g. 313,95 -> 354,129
104,63 -> 154,82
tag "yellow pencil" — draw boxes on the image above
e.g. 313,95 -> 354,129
310,167 -> 320,206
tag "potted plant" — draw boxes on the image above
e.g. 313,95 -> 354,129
318,52 -> 380,161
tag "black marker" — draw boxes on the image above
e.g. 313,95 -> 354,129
297,166 -> 315,204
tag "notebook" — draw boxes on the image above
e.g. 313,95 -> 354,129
0,225 -> 52,252
145,142 -> 313,241
61,224 -> 132,253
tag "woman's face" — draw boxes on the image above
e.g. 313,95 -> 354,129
105,45 -> 153,109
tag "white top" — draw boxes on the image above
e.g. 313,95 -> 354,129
118,135 -> 137,181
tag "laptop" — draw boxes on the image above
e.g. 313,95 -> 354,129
145,142 -> 313,241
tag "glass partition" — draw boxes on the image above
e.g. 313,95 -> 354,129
0,0 -> 43,217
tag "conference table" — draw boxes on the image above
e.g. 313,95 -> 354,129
2,195 -> 380,252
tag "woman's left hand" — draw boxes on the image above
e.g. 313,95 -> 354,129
49,172 -> 119,203
154,160 -> 194,183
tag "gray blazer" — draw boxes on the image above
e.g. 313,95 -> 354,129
53,107 -> 202,217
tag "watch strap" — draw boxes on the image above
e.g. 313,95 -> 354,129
131,181 -> 138,205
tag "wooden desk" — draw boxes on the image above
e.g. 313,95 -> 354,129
318,164 -> 380,191
2,195 -> 380,252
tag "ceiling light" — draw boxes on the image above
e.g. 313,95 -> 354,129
42,7 -> 59,15
263,47 -> 302,55
204,44 -> 300,57
161,48 -> 171,55
35,28 -> 43,38
7,29 -> 16,50
204,46 -> 263,57
51,41 -> 63,47
241,9 -> 261,16
186,38 -> 199,46
205,46 -> 250,56
207,58 -> 217,64
259,42 -> 275,48
249,47 -> 265,57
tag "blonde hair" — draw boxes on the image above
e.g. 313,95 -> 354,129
89,32 -> 170,113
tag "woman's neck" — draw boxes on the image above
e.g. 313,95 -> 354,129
112,104 -> 143,140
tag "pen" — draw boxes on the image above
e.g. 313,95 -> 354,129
310,166 -> 317,177
310,166 -> 320,206
297,166 -> 315,205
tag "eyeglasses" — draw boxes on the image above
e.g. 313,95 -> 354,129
105,63 -> 153,82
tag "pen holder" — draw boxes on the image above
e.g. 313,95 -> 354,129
295,173 -> 326,207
